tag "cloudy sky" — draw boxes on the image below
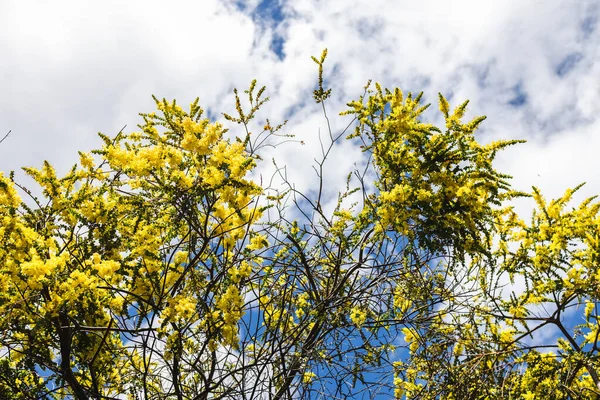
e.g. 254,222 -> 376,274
1,0 -> 599,386
1,0 -> 598,216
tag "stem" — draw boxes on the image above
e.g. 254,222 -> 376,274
553,318 -> 600,391
55,312 -> 89,400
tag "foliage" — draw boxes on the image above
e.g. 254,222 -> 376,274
0,50 -> 599,399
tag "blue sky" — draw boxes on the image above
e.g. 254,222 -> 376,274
1,0 -> 599,395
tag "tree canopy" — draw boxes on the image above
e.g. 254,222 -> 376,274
1,50 -> 599,399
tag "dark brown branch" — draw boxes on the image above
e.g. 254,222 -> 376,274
56,313 -> 89,400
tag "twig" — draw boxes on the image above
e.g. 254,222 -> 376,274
0,130 -> 11,144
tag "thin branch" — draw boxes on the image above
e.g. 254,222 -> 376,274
0,130 -> 11,144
